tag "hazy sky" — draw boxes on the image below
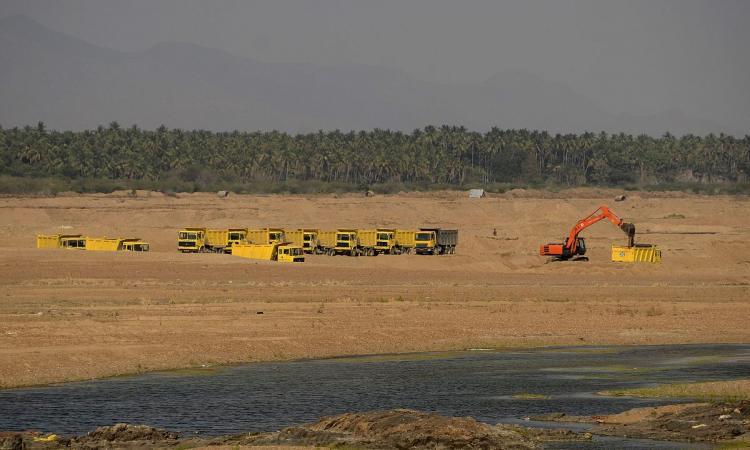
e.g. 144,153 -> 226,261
2,0 -> 748,131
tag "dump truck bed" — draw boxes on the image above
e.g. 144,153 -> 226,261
420,228 -> 459,246
395,230 -> 416,247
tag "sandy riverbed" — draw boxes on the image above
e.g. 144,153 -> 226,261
1,189 -> 749,388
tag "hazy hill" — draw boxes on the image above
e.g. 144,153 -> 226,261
0,14 -> 722,135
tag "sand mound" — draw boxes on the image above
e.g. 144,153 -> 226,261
296,409 -> 536,449
77,423 -> 179,443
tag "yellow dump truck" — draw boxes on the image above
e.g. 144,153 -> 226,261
38,235 -> 148,251
86,237 -> 150,252
358,229 -> 399,255
395,229 -> 416,254
414,228 -> 458,255
231,242 -> 305,262
246,228 -> 285,245
178,227 -> 207,253
37,234 -> 86,249
205,228 -> 247,253
318,229 -> 366,256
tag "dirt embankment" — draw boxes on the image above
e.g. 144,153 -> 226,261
0,409 -> 587,449
5,403 -> 749,448
1,190 -> 750,388
536,401 -> 750,444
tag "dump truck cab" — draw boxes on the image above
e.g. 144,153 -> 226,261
247,228 -> 285,245
122,240 -> 150,252
276,244 -> 305,263
178,228 -> 206,253
414,230 -> 437,254
227,229 -> 247,247
60,236 -> 86,249
268,229 -> 284,244
376,229 -> 398,254
335,230 -> 360,256
300,229 -> 319,253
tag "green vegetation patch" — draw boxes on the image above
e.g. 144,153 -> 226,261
2,123 -> 750,194
512,393 -> 551,400
601,379 -> 750,402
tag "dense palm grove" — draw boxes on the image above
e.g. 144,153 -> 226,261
1,122 -> 749,193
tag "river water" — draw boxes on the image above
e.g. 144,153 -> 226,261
2,344 -> 749,448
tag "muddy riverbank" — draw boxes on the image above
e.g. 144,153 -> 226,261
3,404 -> 748,449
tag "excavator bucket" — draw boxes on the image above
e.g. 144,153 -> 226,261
619,222 -> 636,247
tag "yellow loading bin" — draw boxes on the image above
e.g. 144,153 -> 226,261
284,230 -> 305,247
37,234 -> 85,249
205,229 -> 229,247
395,230 -> 416,247
37,234 -> 63,249
85,237 -> 123,251
232,243 -> 276,260
611,244 -> 662,263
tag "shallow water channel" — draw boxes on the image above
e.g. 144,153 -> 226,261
2,344 -> 749,448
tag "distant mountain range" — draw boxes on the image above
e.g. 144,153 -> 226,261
0,14 -> 724,135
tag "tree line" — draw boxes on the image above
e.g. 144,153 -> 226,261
1,122 -> 749,193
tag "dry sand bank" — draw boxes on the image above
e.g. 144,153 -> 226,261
1,189 -> 749,387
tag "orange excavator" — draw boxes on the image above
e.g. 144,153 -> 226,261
540,205 -> 635,261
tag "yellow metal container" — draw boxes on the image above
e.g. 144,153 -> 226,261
232,243 -> 276,260
284,230 -> 305,247
357,229 -> 378,248
205,229 -> 229,247
36,234 -> 64,249
611,244 -> 662,263
85,237 -> 123,251
231,243 -> 304,262
395,230 -> 416,248
317,230 -> 337,249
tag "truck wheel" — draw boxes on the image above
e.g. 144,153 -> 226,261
434,246 -> 442,255
327,249 -> 335,256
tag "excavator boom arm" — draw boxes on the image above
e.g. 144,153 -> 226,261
566,205 -> 634,253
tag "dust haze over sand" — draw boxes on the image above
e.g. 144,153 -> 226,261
1,189 -> 749,388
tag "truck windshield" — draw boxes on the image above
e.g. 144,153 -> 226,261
229,233 -> 243,240
377,233 -> 390,240
291,248 -> 302,256
303,235 -> 312,241
180,232 -> 198,240
337,234 -> 350,241
270,233 -> 282,241
415,233 -> 433,241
